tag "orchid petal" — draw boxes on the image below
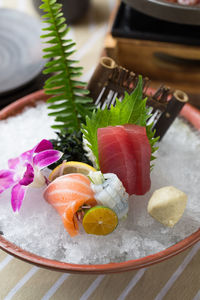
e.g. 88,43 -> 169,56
33,150 -> 63,169
8,157 -> 20,170
34,139 -> 53,153
20,149 -> 34,163
11,184 -> 26,212
8,150 -> 33,170
19,163 -> 34,186
18,140 -> 53,164
0,170 -> 15,193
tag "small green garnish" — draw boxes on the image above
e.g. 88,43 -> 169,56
88,171 -> 105,185
82,76 -> 159,168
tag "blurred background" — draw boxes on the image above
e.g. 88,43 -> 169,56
0,0 -> 115,107
0,0 -> 200,108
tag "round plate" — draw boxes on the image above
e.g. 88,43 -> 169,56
0,90 -> 199,274
0,9 -> 45,95
123,0 -> 200,25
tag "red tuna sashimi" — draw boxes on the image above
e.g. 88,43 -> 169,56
97,126 -> 137,193
123,124 -> 151,194
97,124 -> 151,195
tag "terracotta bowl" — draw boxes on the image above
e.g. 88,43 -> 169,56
0,90 -> 200,274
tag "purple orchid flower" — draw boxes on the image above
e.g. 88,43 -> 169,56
0,139 -> 63,212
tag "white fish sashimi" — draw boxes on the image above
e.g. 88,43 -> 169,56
89,172 -> 129,219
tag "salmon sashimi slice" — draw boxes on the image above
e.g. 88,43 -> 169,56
98,124 -> 151,195
43,173 -> 97,237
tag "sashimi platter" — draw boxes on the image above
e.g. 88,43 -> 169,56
0,0 -> 200,270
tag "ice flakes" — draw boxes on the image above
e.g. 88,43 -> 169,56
0,103 -> 199,264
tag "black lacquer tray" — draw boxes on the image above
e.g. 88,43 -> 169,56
112,3 -> 200,46
123,0 -> 200,25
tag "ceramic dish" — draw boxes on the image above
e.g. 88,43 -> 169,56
0,9 -> 46,96
0,90 -> 199,274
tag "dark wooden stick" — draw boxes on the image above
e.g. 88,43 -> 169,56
153,90 -> 189,140
88,57 -> 188,140
87,57 -> 117,101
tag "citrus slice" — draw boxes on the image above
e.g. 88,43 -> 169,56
49,161 -> 96,181
82,206 -> 118,235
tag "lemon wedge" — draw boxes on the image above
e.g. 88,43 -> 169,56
49,161 -> 96,181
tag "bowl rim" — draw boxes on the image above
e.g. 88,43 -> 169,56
0,89 -> 200,274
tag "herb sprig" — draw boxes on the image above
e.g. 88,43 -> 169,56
40,0 -> 93,132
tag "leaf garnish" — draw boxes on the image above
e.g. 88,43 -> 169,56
40,0 -> 94,133
82,76 -> 159,168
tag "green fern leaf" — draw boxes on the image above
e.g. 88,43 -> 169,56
40,0 -> 93,132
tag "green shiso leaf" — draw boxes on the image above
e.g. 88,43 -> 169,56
40,0 -> 93,133
82,76 -> 159,169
